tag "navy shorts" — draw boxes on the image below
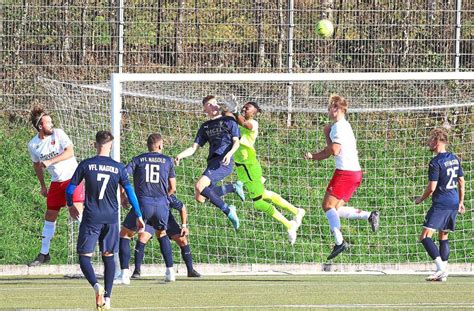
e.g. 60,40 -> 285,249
423,208 -> 458,232
166,212 -> 182,238
77,222 -> 119,254
203,158 -> 234,186
122,209 -> 156,235
169,194 -> 184,211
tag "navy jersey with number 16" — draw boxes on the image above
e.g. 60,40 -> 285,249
125,152 -> 176,203
429,152 -> 463,210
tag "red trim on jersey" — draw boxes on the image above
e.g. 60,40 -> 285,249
326,169 -> 362,202
47,180 -> 85,210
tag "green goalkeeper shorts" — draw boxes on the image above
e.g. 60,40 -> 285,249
235,162 -> 264,199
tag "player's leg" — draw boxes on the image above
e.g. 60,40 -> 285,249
157,229 -> 175,281
439,231 -> 450,279
197,162 -> 239,229
420,227 -> 445,281
152,202 -> 175,282
77,222 -> 104,310
167,213 -> 201,277
323,192 -> 349,260
131,230 -> 153,278
334,170 -> 379,231
99,223 -> 120,309
116,209 -> 140,285
212,181 -> 245,201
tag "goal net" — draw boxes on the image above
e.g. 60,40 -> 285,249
41,72 -> 473,273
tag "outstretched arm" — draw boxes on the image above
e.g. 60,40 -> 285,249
304,143 -> 341,161
415,181 -> 437,204
175,143 -> 199,166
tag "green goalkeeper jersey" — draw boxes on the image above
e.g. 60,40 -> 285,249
234,119 -> 259,165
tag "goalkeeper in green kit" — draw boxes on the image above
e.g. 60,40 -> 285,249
224,100 -> 305,245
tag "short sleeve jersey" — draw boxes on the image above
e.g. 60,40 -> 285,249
194,116 -> 240,162
428,152 -> 463,210
69,156 -> 130,224
125,152 -> 176,203
234,119 -> 259,165
329,118 -> 361,171
27,128 -> 78,182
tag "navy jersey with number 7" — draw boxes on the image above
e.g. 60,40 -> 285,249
429,152 -> 464,210
69,155 -> 131,224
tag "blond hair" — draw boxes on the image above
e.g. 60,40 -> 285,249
329,94 -> 348,114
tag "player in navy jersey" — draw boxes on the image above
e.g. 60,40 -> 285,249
415,128 -> 465,282
116,133 -> 179,283
66,131 -> 144,310
175,95 -> 241,230
116,194 -> 201,284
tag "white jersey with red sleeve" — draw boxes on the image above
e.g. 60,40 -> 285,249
27,128 -> 78,182
329,118 -> 361,171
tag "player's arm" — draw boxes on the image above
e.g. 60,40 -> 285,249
123,183 -> 145,232
414,181 -> 437,204
65,166 -> 83,220
234,113 -> 254,130
33,161 -> 48,197
42,145 -> 74,168
304,143 -> 341,161
175,143 -> 199,166
179,205 -> 189,236
458,176 -> 465,214
222,136 -> 240,165
168,177 -> 176,196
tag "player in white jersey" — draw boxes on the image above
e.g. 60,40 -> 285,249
304,95 -> 380,260
27,106 -> 85,266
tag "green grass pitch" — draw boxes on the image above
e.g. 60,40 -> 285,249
1,274 -> 473,309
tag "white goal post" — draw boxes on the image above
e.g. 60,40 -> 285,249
42,72 -> 473,274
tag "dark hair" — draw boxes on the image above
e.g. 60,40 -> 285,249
96,130 -> 114,145
202,95 -> 216,105
147,133 -> 163,150
30,106 -> 49,131
246,101 -> 262,113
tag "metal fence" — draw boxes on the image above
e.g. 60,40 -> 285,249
2,0 -> 473,113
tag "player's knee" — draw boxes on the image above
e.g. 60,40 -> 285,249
44,210 -> 59,222
138,232 -> 152,243
120,227 -> 135,238
173,235 -> 187,247
101,252 -> 113,257
155,230 -> 167,238
253,198 -> 274,216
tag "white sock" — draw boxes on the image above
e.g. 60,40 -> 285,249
40,220 -> 56,255
122,268 -> 130,277
337,206 -> 371,220
434,257 -> 443,271
442,260 -> 448,271
325,209 -> 344,245
166,267 -> 174,275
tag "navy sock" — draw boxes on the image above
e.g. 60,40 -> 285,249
158,236 -> 174,268
134,241 -> 146,272
102,255 -> 115,298
119,238 -> 131,270
439,240 -> 450,261
212,184 -> 235,197
180,244 -> 194,273
421,237 -> 440,260
201,186 -> 230,215
79,255 -> 97,287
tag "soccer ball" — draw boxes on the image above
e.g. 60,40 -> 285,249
315,19 -> 334,39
